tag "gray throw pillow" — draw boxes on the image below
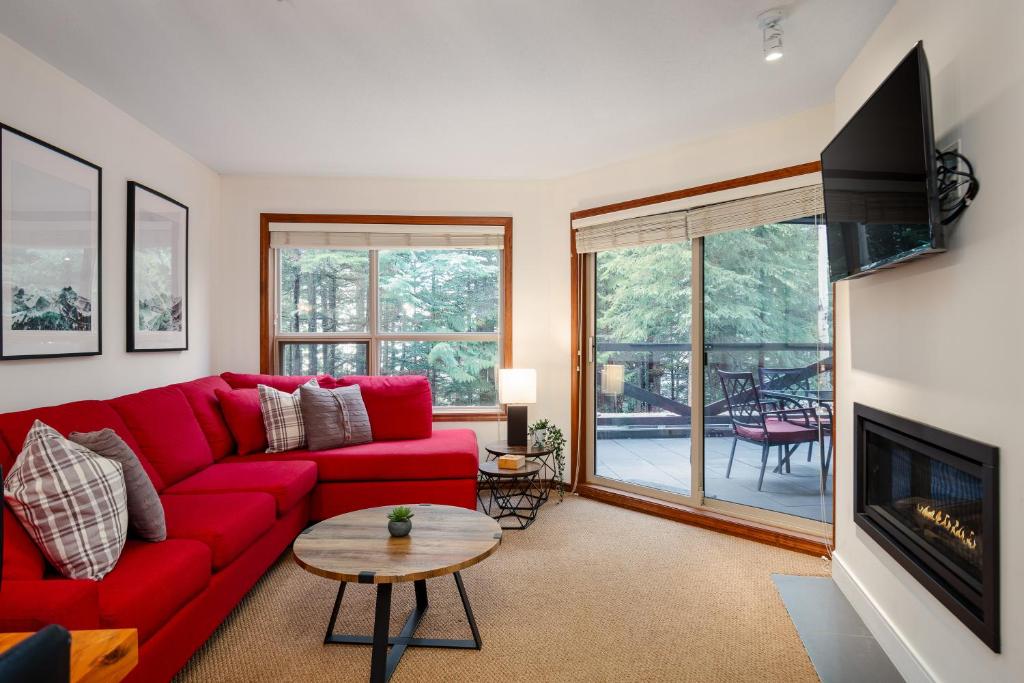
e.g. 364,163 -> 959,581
300,384 -> 372,451
70,428 -> 166,542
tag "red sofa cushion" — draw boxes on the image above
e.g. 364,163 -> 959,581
110,387 -> 214,487
221,372 -> 336,392
163,461 -> 317,516
99,539 -> 211,643
174,376 -> 236,459
2,506 -> 46,580
221,428 -> 479,482
0,579 -> 99,632
162,493 -> 276,570
216,388 -> 266,455
0,400 -> 160,488
334,376 -> 432,441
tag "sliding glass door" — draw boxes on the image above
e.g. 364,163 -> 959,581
584,212 -> 832,530
702,218 -> 832,525
591,242 -> 695,500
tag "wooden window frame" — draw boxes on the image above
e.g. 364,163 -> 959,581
261,213 -> 513,422
568,162 -> 837,555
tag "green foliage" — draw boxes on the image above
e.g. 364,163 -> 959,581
277,248 -> 500,405
529,419 -> 566,501
387,506 -> 415,522
596,223 -> 832,414
379,250 -> 499,333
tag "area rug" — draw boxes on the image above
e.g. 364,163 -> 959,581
176,496 -> 828,682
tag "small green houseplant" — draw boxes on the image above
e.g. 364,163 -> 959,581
528,419 -> 567,501
387,506 -> 415,537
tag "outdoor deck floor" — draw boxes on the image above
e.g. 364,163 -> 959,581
595,435 -> 833,523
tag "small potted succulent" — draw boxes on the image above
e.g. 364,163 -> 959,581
387,506 -> 414,537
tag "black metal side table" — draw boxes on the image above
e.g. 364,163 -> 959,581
478,441 -> 555,529
477,460 -> 545,530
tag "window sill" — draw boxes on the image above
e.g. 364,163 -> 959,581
432,410 -> 506,422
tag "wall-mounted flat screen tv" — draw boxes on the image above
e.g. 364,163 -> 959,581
821,41 -> 943,281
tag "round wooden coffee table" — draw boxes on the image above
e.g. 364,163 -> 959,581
293,504 -> 502,683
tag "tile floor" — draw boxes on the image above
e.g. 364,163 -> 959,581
594,435 -> 833,523
773,575 -> 903,682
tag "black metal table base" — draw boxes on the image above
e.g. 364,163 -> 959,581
478,463 -> 550,531
324,572 -> 481,683
479,480 -> 545,529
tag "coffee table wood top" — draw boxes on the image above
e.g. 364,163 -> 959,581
293,504 -> 502,584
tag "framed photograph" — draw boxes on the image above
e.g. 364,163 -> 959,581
127,181 -> 188,352
1,124 -> 102,360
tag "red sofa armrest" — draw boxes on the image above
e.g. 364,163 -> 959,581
0,579 -> 100,631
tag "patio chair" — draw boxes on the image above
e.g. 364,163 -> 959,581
758,367 -> 833,488
717,369 -> 819,491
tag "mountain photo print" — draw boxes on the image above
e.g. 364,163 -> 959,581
127,181 -> 188,351
1,124 -> 101,359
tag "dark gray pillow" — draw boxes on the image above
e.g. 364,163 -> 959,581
334,385 -> 372,446
300,385 -> 372,451
69,428 -> 166,542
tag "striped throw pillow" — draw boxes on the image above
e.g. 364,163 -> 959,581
3,421 -> 128,580
258,379 -> 319,452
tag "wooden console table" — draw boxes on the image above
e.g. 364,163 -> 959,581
0,628 -> 138,682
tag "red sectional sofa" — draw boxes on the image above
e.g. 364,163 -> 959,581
0,372 -> 479,682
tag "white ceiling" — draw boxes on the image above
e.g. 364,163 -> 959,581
0,0 -> 893,179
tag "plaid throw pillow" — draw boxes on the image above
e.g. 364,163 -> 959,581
3,421 -> 128,580
258,379 -> 319,452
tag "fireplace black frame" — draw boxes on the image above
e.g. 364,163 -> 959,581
853,403 -> 999,652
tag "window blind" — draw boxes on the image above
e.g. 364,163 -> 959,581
573,184 -> 823,252
269,223 -> 505,249
573,212 -> 688,254
686,185 -> 824,239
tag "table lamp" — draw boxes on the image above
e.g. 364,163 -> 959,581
499,368 -> 536,447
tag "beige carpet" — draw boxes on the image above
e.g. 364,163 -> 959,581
175,496 -> 828,682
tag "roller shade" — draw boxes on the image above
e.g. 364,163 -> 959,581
269,222 -> 505,249
687,185 -> 824,239
574,212 -> 688,254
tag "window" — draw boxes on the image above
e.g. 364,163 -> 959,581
262,215 -> 511,417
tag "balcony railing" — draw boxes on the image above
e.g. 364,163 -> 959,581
596,341 -> 832,437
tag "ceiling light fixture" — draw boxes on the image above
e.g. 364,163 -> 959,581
758,8 -> 785,62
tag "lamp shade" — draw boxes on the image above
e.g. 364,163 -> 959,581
498,368 -> 536,405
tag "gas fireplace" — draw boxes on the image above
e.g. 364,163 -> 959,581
853,404 -> 999,651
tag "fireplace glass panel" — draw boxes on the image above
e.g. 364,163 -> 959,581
865,430 -> 983,584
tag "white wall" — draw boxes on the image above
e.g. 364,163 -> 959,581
831,1 -> 1024,681
0,34 -> 221,412
214,104 -> 834,459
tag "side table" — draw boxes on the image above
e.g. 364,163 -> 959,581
478,460 -> 545,530
479,441 -> 555,530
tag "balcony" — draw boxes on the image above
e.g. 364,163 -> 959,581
595,341 -> 833,524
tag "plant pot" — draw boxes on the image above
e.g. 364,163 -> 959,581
388,520 -> 412,537
532,429 -> 548,448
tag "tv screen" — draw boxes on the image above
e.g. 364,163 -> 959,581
821,42 -> 942,281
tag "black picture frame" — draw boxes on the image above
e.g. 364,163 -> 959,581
126,181 -> 189,352
0,123 -> 102,360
